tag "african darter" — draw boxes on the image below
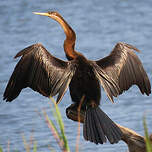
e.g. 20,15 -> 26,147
3,11 -> 151,145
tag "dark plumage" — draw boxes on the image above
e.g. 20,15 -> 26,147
4,44 -> 76,103
3,11 -> 151,145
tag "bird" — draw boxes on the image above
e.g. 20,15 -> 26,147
3,11 -> 151,145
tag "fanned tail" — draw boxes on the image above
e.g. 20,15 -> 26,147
83,106 -> 122,144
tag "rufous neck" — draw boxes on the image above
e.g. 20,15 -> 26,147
50,14 -> 77,59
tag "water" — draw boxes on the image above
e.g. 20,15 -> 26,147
0,0 -> 152,151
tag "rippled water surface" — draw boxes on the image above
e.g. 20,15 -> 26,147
0,0 -> 152,151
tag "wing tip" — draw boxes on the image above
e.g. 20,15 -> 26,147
107,94 -> 114,103
3,95 -> 12,102
146,89 -> 151,96
3,96 -> 6,101
14,43 -> 43,58
116,42 -> 141,53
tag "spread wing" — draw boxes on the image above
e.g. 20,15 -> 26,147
93,42 -> 151,102
3,43 -> 77,103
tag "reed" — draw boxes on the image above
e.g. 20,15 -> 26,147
143,116 -> 152,152
43,97 -> 70,152
0,97 -> 151,152
22,132 -> 37,152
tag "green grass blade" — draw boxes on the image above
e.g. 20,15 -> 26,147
143,116 -> 152,152
43,110 -> 65,150
0,147 -> 3,152
44,111 -> 61,140
49,97 -> 70,152
48,103 -> 61,132
22,134 -> 30,152
33,141 -> 37,152
50,104 -> 58,121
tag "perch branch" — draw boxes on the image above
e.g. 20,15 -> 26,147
66,104 -> 152,152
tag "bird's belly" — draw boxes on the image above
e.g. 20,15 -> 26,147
69,73 -> 101,106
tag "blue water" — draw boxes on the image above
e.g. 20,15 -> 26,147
0,0 -> 152,151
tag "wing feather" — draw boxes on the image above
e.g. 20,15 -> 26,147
93,42 -> 151,102
3,43 -> 77,102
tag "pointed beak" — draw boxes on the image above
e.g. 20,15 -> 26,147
33,12 -> 50,17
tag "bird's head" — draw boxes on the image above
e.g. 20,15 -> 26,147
33,11 -> 77,58
33,11 -> 63,21
33,11 -> 76,42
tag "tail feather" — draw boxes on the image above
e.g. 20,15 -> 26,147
89,109 -> 105,144
83,106 -> 122,144
83,111 -> 90,141
96,107 -> 122,143
111,125 -> 122,142
87,111 -> 95,142
90,111 -> 103,144
87,111 -> 93,142
109,125 -> 119,143
91,115 -> 102,144
93,109 -> 106,143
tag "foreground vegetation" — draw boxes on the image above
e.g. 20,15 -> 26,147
0,98 -> 151,152
143,116 -> 152,152
0,97 -> 79,152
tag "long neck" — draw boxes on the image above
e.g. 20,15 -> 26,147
51,15 -> 78,60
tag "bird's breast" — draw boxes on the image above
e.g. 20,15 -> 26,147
69,60 -> 101,105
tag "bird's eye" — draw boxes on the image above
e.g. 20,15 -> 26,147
47,11 -> 52,14
52,12 -> 58,16
47,11 -> 58,16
